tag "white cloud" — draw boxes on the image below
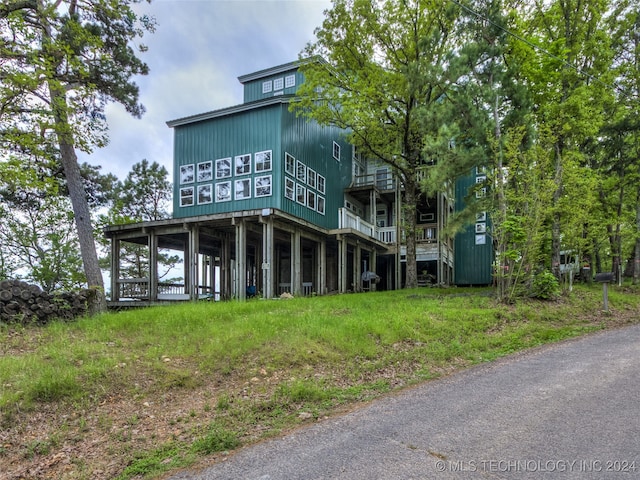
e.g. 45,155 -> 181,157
79,0 -> 330,181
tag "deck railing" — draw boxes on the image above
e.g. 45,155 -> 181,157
338,208 -> 375,238
278,282 -> 314,296
338,209 -> 437,246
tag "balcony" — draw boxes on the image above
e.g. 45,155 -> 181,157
351,172 -> 396,191
338,208 -> 375,238
338,209 -> 438,246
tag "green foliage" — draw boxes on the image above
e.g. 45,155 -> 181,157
190,425 -> 240,455
531,271 -> 561,300
292,0 -> 464,288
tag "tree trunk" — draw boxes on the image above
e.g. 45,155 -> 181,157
403,178 -> 418,289
551,144 -> 563,278
47,84 -> 106,314
634,187 -> 640,285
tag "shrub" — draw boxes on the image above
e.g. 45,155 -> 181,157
531,271 -> 560,300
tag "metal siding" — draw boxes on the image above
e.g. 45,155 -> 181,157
454,172 -> 493,285
280,109 -> 351,230
173,105 -> 283,218
243,71 -> 305,103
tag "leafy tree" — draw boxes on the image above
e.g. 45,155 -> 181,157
0,0 -> 155,313
99,160 -> 181,288
293,0 -> 464,288
0,158 -> 85,292
606,2 -> 640,283
515,0 -> 615,278
112,159 -> 172,222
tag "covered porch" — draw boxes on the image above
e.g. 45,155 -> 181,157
104,208 -> 388,307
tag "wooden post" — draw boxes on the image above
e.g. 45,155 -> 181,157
188,225 -> 199,300
338,235 -> 348,293
262,216 -> 274,299
318,238 -> 326,295
110,237 -> 120,302
149,230 -> 158,301
355,242 -> 362,292
293,229 -> 302,296
221,233 -> 231,300
235,219 -> 246,301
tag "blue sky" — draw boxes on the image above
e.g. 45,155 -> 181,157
78,0 -> 330,181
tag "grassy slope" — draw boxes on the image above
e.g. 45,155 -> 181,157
0,284 -> 638,479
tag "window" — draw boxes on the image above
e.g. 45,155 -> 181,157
235,179 -> 251,200
476,187 -> 487,199
296,160 -> 306,183
296,184 -> 306,205
332,141 -> 341,161
419,213 -> 435,222
317,175 -> 325,194
285,74 -> 296,88
197,161 -> 213,182
262,80 -> 272,93
476,211 -> 486,222
475,223 -> 486,234
180,187 -> 194,206
215,158 -> 231,179
285,177 -> 295,200
197,184 -> 213,204
255,175 -> 272,197
180,164 -> 194,184
285,153 -> 295,176
255,150 -> 272,172
307,190 -> 316,210
307,168 -> 316,189
215,181 -> 231,202
273,77 -> 284,90
475,234 -> 486,245
317,196 -> 325,215
235,154 -> 251,176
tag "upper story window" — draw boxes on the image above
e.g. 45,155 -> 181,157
180,164 -> 194,184
285,74 -> 296,88
262,81 -> 272,93
215,157 -> 231,179
273,77 -> 284,90
235,154 -> 251,176
255,150 -> 272,172
285,152 -> 295,176
197,161 -> 213,182
333,141 -> 341,161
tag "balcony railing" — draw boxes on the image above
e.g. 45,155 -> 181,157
338,209 -> 437,246
338,208 -> 375,238
351,173 -> 396,191
377,226 -> 397,244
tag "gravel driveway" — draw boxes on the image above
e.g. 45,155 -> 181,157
169,324 -> 640,479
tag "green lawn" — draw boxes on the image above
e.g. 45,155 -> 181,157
1,284 -> 638,479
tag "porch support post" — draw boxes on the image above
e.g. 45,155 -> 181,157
355,242 -> 362,292
235,219 -> 246,301
188,224 -> 199,300
149,230 -> 158,301
318,238 -> 326,295
262,216 -> 274,299
110,237 -> 120,302
221,233 -> 231,300
338,235 -> 348,293
293,229 -> 302,296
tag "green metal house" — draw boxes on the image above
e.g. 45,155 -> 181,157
104,59 -> 492,305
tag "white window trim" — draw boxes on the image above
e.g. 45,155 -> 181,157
333,141 -> 341,161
